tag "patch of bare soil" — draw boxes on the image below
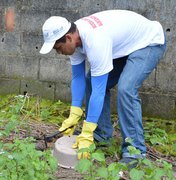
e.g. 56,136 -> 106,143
3,120 -> 176,180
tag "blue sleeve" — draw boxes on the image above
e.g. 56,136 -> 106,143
86,73 -> 109,123
71,61 -> 86,107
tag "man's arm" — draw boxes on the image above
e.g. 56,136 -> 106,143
71,61 -> 86,107
86,73 -> 109,123
58,61 -> 85,136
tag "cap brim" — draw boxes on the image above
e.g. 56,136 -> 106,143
40,41 -> 55,54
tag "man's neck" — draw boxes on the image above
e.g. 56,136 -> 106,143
75,28 -> 82,47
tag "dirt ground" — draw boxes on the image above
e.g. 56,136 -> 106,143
17,120 -> 84,179
4,120 -> 176,179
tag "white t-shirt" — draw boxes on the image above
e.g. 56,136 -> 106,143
70,10 -> 165,76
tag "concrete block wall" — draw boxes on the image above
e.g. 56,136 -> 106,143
0,0 -> 176,120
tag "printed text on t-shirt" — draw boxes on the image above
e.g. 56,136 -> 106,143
81,15 -> 103,28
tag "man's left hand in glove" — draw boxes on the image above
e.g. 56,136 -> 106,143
72,120 -> 97,159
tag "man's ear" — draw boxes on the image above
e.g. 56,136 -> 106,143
65,33 -> 72,42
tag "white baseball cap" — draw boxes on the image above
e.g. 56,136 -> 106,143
40,16 -> 71,54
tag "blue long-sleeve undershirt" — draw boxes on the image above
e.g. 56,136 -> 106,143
86,73 -> 108,123
71,61 -> 86,107
71,61 -> 109,124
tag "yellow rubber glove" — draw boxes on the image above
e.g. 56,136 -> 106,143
59,106 -> 83,136
72,121 -> 97,159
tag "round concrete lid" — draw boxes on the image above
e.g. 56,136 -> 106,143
53,135 -> 78,169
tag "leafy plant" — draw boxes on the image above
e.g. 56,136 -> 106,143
129,158 -> 174,180
144,121 -> 176,156
145,126 -> 168,145
0,137 -> 58,180
0,94 -> 59,179
76,139 -> 175,180
0,94 -> 69,124
75,144 -> 127,180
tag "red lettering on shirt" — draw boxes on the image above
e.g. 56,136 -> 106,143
89,16 -> 103,26
82,18 -> 97,28
81,16 -> 103,29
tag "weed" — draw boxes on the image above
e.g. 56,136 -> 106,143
0,137 -> 58,180
75,140 -> 175,180
0,94 -> 60,179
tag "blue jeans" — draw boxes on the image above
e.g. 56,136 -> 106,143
86,41 -> 166,158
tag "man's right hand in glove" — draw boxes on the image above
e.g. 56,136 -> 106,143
59,106 -> 83,136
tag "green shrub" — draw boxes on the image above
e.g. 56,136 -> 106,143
0,137 -> 58,180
